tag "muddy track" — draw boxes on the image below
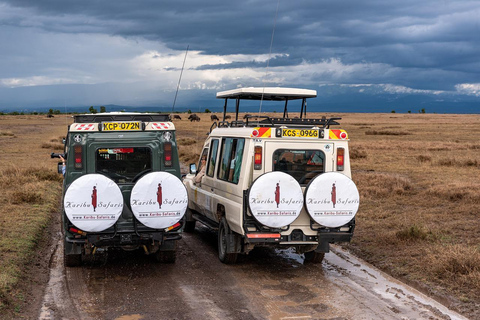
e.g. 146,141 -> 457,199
39,225 -> 467,320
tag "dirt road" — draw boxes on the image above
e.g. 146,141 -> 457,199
39,225 -> 467,320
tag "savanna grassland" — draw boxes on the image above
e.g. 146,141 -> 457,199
0,112 -> 479,319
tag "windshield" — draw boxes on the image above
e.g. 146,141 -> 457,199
96,147 -> 152,183
273,149 -> 324,186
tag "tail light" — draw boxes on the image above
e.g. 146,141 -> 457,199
254,146 -> 262,170
74,145 -> 83,169
164,142 -> 172,167
337,147 -> 345,171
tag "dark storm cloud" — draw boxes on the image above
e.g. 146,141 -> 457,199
1,0 -> 480,111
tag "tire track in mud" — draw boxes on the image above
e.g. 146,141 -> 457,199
39,227 -> 468,320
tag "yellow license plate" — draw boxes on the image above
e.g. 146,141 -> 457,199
101,121 -> 142,131
282,129 -> 318,138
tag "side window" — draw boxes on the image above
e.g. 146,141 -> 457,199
218,138 -> 245,184
207,139 -> 219,177
273,149 -> 324,186
198,148 -> 209,172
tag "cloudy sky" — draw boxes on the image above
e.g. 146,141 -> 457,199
1,0 -> 480,113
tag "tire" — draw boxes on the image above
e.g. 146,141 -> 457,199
154,250 -> 176,263
64,252 -> 82,267
304,251 -> 325,264
184,220 -> 196,233
218,218 -> 238,264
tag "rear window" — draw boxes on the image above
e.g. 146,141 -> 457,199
273,149 -> 324,185
96,147 -> 152,183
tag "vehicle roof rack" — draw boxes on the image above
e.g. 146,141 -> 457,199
215,87 -> 340,128
74,112 -> 170,123
244,116 -> 341,128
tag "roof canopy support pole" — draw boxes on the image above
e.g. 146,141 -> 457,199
300,98 -> 306,119
223,98 -> 228,121
235,98 -> 240,121
283,99 -> 289,118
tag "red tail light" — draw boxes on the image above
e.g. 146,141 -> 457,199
254,146 -> 262,170
337,147 -> 345,171
164,142 -> 172,167
74,145 -> 83,169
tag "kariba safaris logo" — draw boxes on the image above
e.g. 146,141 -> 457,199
304,172 -> 360,228
248,172 -> 304,228
157,183 -> 162,209
64,174 -> 124,232
275,182 -> 280,208
130,172 -> 188,229
331,183 -> 336,208
91,186 -> 97,212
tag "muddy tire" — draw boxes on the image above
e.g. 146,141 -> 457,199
153,250 -> 176,263
184,220 -> 196,233
304,251 -> 325,264
218,218 -> 238,264
64,253 -> 82,267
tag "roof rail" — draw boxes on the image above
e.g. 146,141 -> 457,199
74,113 -> 170,123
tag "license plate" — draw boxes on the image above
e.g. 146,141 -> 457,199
282,129 -> 318,138
101,121 -> 142,131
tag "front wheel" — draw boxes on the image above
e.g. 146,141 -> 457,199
218,218 -> 238,264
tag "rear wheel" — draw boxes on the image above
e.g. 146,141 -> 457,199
218,218 -> 238,264
304,251 -> 325,264
153,242 -> 177,263
64,252 -> 82,267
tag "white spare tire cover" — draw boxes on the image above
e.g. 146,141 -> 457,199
304,172 -> 359,228
130,172 -> 187,229
64,174 -> 124,232
248,171 -> 303,228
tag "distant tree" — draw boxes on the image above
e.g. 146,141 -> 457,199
187,109 -> 192,114
53,109 -> 61,114
89,106 -> 98,114
391,110 -> 396,113
408,110 -> 411,113
48,108 -> 54,116
205,108 -> 211,113
100,106 -> 106,113
420,108 -> 426,114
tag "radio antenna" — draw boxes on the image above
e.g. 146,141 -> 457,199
258,0 -> 280,116
172,45 -> 189,113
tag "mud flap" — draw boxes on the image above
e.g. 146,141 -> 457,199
226,233 -> 242,254
315,241 -> 330,253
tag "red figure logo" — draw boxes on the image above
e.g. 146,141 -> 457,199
331,183 -> 336,208
274,183 -> 280,208
91,186 -> 97,212
157,183 -> 162,209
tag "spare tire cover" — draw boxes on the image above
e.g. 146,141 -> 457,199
248,171 -> 303,228
304,172 -> 359,228
64,174 -> 124,232
130,172 -> 188,229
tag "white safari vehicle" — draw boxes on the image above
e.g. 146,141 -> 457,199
183,88 -> 359,264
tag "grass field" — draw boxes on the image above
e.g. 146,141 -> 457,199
0,112 -> 479,318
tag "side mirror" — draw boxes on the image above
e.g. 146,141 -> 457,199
189,163 -> 197,174
57,162 -> 64,174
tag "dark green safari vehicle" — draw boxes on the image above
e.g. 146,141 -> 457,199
52,113 -> 187,266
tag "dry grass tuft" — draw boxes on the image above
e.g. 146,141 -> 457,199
41,142 -> 63,150
178,138 -> 197,146
427,183 -> 480,203
365,130 -> 411,136
396,224 -> 431,241
432,245 -> 480,280
416,155 -> 432,162
437,158 -> 479,167
354,171 -> 412,197
0,131 -> 15,137
350,147 -> 367,159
